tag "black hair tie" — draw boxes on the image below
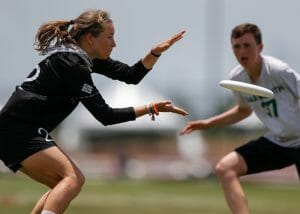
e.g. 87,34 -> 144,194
69,20 -> 75,25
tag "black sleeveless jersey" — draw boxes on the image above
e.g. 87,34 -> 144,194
0,49 -> 150,133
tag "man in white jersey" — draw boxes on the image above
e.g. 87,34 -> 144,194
180,23 -> 300,214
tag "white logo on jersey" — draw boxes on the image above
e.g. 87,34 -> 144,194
38,128 -> 53,142
81,83 -> 93,94
24,65 -> 40,82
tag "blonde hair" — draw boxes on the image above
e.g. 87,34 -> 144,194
35,10 -> 112,53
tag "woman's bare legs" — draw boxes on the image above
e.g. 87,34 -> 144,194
20,146 -> 85,214
30,190 -> 51,214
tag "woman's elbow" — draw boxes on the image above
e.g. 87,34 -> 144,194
94,116 -> 112,126
101,121 -> 110,126
124,78 -> 142,85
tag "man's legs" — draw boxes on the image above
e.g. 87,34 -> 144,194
215,151 -> 248,214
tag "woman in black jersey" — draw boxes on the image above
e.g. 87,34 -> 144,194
0,10 -> 187,214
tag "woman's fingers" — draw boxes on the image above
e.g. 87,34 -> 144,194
155,101 -> 188,115
169,30 -> 185,44
152,30 -> 186,54
171,106 -> 189,115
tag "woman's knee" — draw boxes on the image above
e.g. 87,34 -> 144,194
66,171 -> 85,193
76,171 -> 85,188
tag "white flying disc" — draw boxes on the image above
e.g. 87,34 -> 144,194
219,80 -> 274,98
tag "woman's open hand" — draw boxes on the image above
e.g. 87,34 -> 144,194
151,31 -> 185,55
155,100 -> 188,116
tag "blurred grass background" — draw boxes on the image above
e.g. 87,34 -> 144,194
0,173 -> 299,214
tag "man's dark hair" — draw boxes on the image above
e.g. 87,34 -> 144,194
231,23 -> 262,44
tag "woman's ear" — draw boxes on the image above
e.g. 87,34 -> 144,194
84,33 -> 94,45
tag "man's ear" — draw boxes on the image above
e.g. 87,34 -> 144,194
259,43 -> 264,52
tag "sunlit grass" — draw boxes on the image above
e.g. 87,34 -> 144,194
0,174 -> 299,214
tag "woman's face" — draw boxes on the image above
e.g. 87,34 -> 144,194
90,22 -> 116,59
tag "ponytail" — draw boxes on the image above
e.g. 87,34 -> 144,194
35,20 -> 75,53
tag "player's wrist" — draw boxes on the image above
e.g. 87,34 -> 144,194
150,50 -> 161,57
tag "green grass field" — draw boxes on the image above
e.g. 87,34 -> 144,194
0,174 -> 299,214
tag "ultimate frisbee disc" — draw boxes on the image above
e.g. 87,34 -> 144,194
219,80 -> 274,98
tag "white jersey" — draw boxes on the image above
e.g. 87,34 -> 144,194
229,55 -> 300,148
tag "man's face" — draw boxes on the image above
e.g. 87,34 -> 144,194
231,33 -> 263,70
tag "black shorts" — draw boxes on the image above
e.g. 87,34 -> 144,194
0,126 -> 56,172
235,137 -> 300,175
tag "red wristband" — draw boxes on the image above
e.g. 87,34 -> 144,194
152,103 -> 159,115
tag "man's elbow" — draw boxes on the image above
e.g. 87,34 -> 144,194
241,108 -> 252,117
